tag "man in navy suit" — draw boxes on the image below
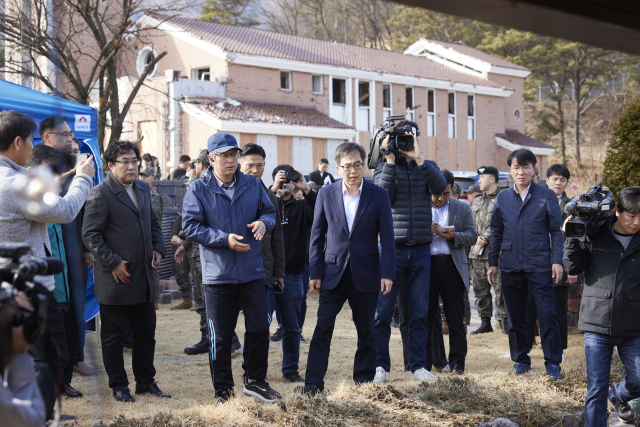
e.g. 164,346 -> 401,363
297,142 -> 395,395
488,148 -> 564,380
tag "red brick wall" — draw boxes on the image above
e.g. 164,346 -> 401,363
486,73 -> 526,133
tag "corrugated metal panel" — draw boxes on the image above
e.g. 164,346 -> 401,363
159,209 -> 179,280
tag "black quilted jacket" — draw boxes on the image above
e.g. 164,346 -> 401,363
373,158 -> 446,245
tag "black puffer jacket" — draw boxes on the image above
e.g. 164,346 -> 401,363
564,216 -> 640,337
374,158 -> 446,245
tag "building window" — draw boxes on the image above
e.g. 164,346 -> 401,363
136,46 -> 159,79
332,78 -> 346,105
312,75 -> 323,94
427,89 -> 435,137
406,87 -> 414,121
467,94 -> 476,140
382,84 -> 391,119
280,71 -> 291,90
514,109 -> 521,120
357,81 -> 371,131
192,67 -> 210,81
358,81 -> 370,107
448,92 -> 456,139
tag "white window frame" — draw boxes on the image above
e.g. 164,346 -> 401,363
280,70 -> 292,91
312,75 -> 323,94
448,92 -> 456,139
192,67 -> 211,81
427,89 -> 435,137
356,79 -> 371,132
382,84 -> 392,119
467,94 -> 476,140
332,77 -> 346,105
406,86 -> 415,121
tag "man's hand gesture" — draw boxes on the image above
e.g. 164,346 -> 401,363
309,278 -> 322,294
112,260 -> 130,284
381,278 -> 393,295
228,233 -> 250,251
248,221 -> 266,241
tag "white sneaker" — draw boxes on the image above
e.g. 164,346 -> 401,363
499,352 -> 530,359
410,367 -> 437,381
373,366 -> 386,383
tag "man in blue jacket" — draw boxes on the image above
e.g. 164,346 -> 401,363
488,148 -> 564,380
182,133 -> 280,404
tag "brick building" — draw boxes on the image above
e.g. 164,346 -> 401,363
121,14 -> 555,184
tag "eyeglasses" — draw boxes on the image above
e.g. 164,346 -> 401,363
510,165 -> 533,173
47,131 -> 75,139
338,163 -> 364,172
243,163 -> 265,170
216,152 -> 240,160
112,159 -> 140,167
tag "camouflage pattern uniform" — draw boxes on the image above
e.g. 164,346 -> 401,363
150,188 -> 163,298
172,214 -> 192,298
469,188 -> 506,324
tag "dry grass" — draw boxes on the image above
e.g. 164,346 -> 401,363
62,294 -> 617,427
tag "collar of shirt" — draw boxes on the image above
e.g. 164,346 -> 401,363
557,193 -> 563,202
430,201 -> 451,255
342,179 -> 363,197
513,182 -> 532,201
214,173 -> 236,189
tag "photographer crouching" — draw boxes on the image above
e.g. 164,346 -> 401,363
565,186 -> 640,426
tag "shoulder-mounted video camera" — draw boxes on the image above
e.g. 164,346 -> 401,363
0,243 -> 62,369
367,116 -> 420,169
564,184 -> 615,241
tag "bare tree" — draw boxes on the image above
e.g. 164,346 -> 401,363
0,0 -> 191,154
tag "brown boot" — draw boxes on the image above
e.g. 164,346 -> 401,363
171,295 -> 193,310
442,320 -> 449,335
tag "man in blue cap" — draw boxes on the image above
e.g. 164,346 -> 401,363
182,133 -> 281,404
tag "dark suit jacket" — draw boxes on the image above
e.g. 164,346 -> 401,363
442,197 -> 478,290
309,170 -> 335,187
309,179 -> 395,293
82,173 -> 165,305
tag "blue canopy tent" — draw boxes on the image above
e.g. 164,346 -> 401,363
0,79 -> 102,322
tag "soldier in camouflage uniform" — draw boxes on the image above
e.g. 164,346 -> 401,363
139,166 -> 164,307
469,166 -> 506,334
171,212 -> 193,309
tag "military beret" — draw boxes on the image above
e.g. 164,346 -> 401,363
139,165 -> 156,176
477,166 -> 499,177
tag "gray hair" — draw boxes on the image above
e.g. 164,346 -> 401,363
333,142 -> 366,166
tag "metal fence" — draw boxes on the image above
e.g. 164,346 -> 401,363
535,73 -> 629,104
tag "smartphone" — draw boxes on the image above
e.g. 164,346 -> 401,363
271,279 -> 284,294
75,153 -> 90,164
442,225 -> 455,231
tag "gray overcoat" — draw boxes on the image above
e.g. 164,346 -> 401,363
442,197 -> 478,290
82,173 -> 165,305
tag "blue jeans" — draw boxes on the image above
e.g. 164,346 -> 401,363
375,244 -> 431,373
584,332 -> 640,427
269,273 -> 303,375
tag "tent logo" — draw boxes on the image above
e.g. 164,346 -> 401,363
74,114 -> 91,132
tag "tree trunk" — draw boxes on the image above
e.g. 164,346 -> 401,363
557,101 -> 566,163
574,70 -> 582,165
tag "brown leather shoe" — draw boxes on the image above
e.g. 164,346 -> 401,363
73,362 -> 97,376
171,295 -> 193,310
452,370 -> 464,376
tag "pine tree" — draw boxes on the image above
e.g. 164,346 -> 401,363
603,95 -> 640,199
200,0 -> 258,26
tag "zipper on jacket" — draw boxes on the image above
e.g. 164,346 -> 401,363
408,168 -> 413,243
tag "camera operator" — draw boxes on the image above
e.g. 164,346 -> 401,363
0,291 -> 46,427
0,110 -> 94,420
565,186 -> 640,426
267,164 -> 316,383
373,120 -> 447,382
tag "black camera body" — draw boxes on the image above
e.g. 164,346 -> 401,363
564,184 -> 615,241
367,116 -> 420,169
285,169 -> 299,184
0,243 -> 58,368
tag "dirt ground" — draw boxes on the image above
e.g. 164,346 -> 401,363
62,293 -> 601,427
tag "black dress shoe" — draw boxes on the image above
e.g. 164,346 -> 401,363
135,382 -> 171,398
295,383 -> 324,396
51,410 -> 76,421
184,339 -> 209,355
270,327 -> 283,341
283,372 -> 305,383
61,383 -> 83,398
113,388 -> 135,403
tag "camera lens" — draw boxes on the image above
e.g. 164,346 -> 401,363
567,223 -> 586,238
396,136 -> 411,150
286,169 -> 299,182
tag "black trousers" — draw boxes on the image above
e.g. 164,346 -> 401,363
61,302 -> 79,385
30,291 -> 68,420
426,257 -> 467,372
204,279 -> 269,396
305,265 -> 378,387
100,301 -> 157,390
526,285 -> 568,350
501,271 -> 563,365
427,304 -> 449,370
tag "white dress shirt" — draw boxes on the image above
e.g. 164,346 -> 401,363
342,180 -> 363,233
431,201 -> 451,255
513,182 -> 532,202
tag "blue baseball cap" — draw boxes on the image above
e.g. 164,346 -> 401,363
207,133 -> 239,154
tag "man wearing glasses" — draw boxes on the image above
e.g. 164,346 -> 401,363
182,133 -> 281,405
39,115 -> 74,154
83,140 -> 168,402
487,148 -> 564,380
